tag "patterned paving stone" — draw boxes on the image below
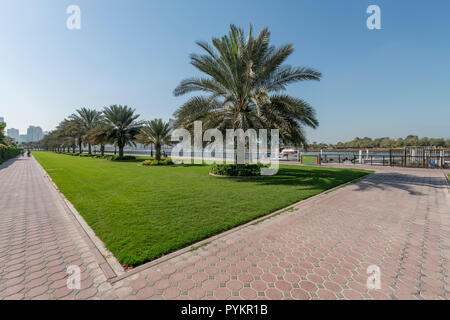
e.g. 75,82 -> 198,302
0,156 -> 109,300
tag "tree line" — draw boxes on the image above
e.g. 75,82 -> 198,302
306,135 -> 450,150
39,106 -> 172,160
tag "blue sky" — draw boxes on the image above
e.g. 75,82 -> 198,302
0,0 -> 449,143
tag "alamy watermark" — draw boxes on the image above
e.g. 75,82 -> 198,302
366,5 -> 381,30
170,121 -> 280,176
66,265 -> 81,290
66,5 -> 81,30
366,265 -> 381,290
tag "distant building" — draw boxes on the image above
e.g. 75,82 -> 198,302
7,128 -> 19,142
26,125 -> 44,142
19,134 -> 28,143
0,117 -> 4,123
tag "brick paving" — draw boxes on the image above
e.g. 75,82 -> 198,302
1,156 -> 449,300
0,156 -> 114,300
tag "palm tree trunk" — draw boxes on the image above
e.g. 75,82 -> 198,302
79,141 -> 82,153
88,143 -> 92,154
155,144 -> 161,161
119,146 -> 124,157
100,145 -> 105,157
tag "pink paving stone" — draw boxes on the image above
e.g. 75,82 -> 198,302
213,288 -> 230,299
275,280 -> 292,292
192,272 -> 209,282
261,273 -> 277,283
240,288 -> 257,299
291,289 -> 310,299
130,279 -> 148,291
238,273 -> 253,282
51,287 -> 74,299
251,280 -> 268,291
179,279 -> 196,290
1,284 -> 25,297
316,289 -> 338,300
136,287 -> 155,299
3,293 -> 25,300
76,288 -> 98,299
227,280 -> 243,291
265,288 -> 283,299
154,279 -> 171,290
324,281 -> 343,293
163,287 -> 180,299
202,279 -> 219,291
299,280 -> 317,292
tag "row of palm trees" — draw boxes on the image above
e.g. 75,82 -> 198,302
40,105 -> 171,160
41,25 -> 321,160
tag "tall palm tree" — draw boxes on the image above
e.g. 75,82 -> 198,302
135,119 -> 172,161
102,105 -> 142,157
173,25 -> 321,149
69,108 -> 102,154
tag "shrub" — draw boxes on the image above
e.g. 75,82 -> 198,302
0,144 -> 23,164
209,163 -> 267,177
142,158 -> 174,166
108,155 -> 137,161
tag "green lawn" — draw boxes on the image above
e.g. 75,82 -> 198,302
34,151 -> 372,266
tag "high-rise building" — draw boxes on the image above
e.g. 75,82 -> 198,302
7,128 -> 19,142
26,125 -> 44,142
0,117 -> 4,123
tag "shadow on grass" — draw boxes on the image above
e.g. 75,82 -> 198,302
230,167 -> 369,187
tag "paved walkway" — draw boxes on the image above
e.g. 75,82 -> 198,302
0,156 -> 449,300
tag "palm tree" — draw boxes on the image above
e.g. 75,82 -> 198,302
102,105 -> 142,157
69,108 -> 102,154
135,119 -> 172,161
56,119 -> 80,153
173,25 -> 321,150
87,123 -> 111,157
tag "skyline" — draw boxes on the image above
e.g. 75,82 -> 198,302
1,0 -> 449,143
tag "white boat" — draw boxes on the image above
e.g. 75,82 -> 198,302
279,148 -> 298,160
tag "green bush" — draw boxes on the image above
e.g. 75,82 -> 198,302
108,155 -> 137,161
209,163 -> 267,176
142,158 -> 174,166
0,144 -> 23,164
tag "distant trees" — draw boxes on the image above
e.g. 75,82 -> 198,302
38,105 -> 174,158
328,135 -> 450,149
69,108 -> 103,154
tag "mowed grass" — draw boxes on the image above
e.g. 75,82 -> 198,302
34,151 -> 372,266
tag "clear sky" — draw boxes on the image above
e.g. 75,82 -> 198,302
0,0 -> 449,143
